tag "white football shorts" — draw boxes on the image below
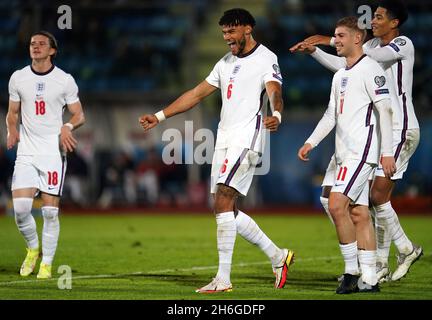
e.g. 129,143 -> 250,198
11,154 -> 67,196
322,154 -> 337,187
210,147 -> 261,196
375,128 -> 419,180
331,159 -> 376,206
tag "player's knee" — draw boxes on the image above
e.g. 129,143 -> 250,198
370,189 -> 386,207
214,198 -> 234,214
350,206 -> 369,225
214,185 -> 237,213
13,198 -> 33,221
42,206 -> 59,221
328,201 -> 344,219
370,179 -> 393,206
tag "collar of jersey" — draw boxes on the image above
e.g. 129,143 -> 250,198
237,43 -> 260,58
31,64 -> 55,76
345,54 -> 367,70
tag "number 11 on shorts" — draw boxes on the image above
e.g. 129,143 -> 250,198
337,166 -> 348,182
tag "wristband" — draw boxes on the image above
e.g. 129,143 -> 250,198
273,111 -> 282,124
155,110 -> 166,123
64,122 -> 74,130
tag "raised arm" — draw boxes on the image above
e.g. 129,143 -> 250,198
139,80 -> 218,131
363,46 -> 399,63
290,39 -> 346,73
310,47 -> 346,73
6,100 -> 21,150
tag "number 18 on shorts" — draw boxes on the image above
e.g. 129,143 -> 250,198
11,155 -> 67,196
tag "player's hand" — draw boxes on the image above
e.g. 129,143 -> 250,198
298,143 -> 313,162
303,35 -> 332,46
139,114 -> 159,131
6,128 -> 20,150
60,125 -> 77,153
289,41 -> 316,54
381,156 -> 397,178
263,116 -> 280,132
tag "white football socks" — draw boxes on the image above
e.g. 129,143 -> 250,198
358,250 -> 378,286
235,210 -> 283,266
373,204 -> 392,265
374,201 -> 413,257
215,211 -> 237,284
320,196 -> 334,225
13,198 -> 39,249
339,241 -> 359,275
41,206 -> 60,265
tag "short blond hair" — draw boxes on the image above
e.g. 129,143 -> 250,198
336,16 -> 367,43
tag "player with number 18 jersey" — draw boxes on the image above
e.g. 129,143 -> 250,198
9,65 -> 79,195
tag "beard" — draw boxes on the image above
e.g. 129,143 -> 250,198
234,36 -> 247,56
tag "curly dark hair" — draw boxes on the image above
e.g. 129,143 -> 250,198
218,8 -> 256,28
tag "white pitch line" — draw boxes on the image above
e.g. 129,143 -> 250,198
0,255 -> 340,286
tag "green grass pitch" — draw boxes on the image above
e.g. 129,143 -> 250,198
0,214 -> 431,300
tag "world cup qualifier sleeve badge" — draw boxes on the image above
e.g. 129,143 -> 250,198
374,76 -> 389,95
374,76 -> 386,87
394,38 -> 407,46
389,38 -> 406,52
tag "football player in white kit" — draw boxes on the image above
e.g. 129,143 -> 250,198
290,0 -> 422,282
6,31 -> 85,279
139,8 -> 294,293
297,17 -> 396,293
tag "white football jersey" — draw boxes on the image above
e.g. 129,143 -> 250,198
330,55 -> 391,164
205,43 -> 283,153
364,36 -> 419,130
8,65 -> 79,156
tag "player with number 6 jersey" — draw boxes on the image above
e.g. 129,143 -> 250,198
206,43 -> 282,155
139,8 -> 294,293
6,31 -> 85,279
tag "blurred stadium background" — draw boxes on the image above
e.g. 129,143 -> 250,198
0,0 -> 431,214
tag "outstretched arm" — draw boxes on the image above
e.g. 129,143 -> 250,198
139,80 -> 217,131
303,34 -> 333,46
290,36 -> 345,72
310,47 -> 346,73
363,45 -> 400,63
